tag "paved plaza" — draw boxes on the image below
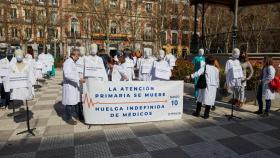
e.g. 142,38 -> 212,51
0,70 -> 280,158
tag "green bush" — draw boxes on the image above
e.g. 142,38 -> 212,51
171,58 -> 194,81
54,56 -> 64,68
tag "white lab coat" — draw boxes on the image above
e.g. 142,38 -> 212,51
35,60 -> 44,79
164,54 -> 176,69
225,59 -> 243,88
262,66 -> 276,100
76,56 -> 86,78
84,55 -> 108,81
10,63 -> 35,101
38,53 -> 48,74
192,65 -> 220,106
62,58 -> 80,106
0,57 -> 16,92
111,64 -> 129,81
124,57 -> 135,81
23,56 -> 36,85
138,57 -> 154,81
152,60 -> 171,81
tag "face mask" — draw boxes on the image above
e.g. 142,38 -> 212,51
16,55 -> 23,62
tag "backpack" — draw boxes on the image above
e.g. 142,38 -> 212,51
196,65 -> 207,89
269,75 -> 280,92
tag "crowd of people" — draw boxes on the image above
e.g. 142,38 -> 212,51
62,44 -> 177,125
0,41 -> 277,126
189,48 -> 277,119
0,43 -> 55,109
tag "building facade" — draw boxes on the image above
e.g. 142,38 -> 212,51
0,0 -> 193,57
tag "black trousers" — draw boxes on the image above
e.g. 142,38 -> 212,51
0,83 -> 10,107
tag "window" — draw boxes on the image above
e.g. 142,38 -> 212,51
0,27 -> 4,37
24,0 -> 32,3
0,8 -> 4,16
124,23 -> 130,34
126,0 -> 132,9
145,3 -> 152,13
182,19 -> 189,31
171,18 -> 178,30
25,28 -> 32,39
11,27 -> 18,37
24,9 -> 31,21
110,0 -> 117,8
144,24 -> 152,40
172,32 -> 178,45
94,0 -> 101,5
48,28 -> 58,38
50,12 -> 57,24
71,0 -> 77,4
51,0 -> 57,5
110,21 -> 117,34
94,23 -> 101,33
38,29 -> 44,38
38,0 -> 45,4
160,31 -> 166,45
182,33 -> 188,45
11,8 -> 17,19
71,18 -> 79,35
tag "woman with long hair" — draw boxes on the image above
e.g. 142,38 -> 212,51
255,56 -> 276,117
239,51 -> 254,106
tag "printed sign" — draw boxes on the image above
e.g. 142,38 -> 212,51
83,81 -> 184,124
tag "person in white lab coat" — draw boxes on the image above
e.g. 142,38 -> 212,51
62,48 -> 85,125
255,57 -> 276,117
152,50 -> 171,81
124,49 -> 135,81
111,52 -> 129,81
164,52 -> 177,70
225,48 -> 244,107
0,44 -> 16,108
138,48 -> 154,81
84,44 -> 108,81
189,56 -> 219,119
10,49 -> 35,101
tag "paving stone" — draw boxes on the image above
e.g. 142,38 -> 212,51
116,153 -> 152,158
17,118 -> 48,129
74,130 -> 106,145
192,126 -> 236,141
139,134 -> 177,151
108,138 -> 147,157
220,123 -> 257,135
0,130 -> 14,142
8,127 -> 45,141
155,120 -> 191,133
150,147 -> 191,158
32,110 -> 52,119
74,123 -> 103,133
185,118 -> 216,129
0,152 -> 36,158
35,100 -> 55,106
39,134 -> 74,151
75,142 -> 113,158
218,136 -> 262,155
241,133 -> 280,149
166,130 -> 204,146
263,129 -> 280,140
130,124 -> 161,137
181,141 -> 239,158
104,127 -> 136,141
35,147 -> 75,158
240,120 -> 277,132
240,150 -> 280,158
0,138 -> 41,155
259,117 -> 280,128
269,146 -> 280,156
31,104 -> 53,111
43,124 -> 73,136
0,119 -> 19,131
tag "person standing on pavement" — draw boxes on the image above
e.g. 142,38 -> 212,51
192,49 -> 206,98
239,51 -> 254,107
62,48 -> 85,125
255,56 -> 276,117
189,56 -> 220,119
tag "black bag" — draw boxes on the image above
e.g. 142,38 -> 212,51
196,66 -> 207,89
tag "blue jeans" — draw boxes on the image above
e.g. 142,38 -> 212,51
64,104 -> 78,121
256,83 -> 271,113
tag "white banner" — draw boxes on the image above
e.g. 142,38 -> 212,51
83,81 -> 184,124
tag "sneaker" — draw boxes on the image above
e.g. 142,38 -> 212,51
67,119 -> 77,125
211,106 -> 216,111
253,111 -> 263,115
203,115 -> 209,119
260,112 -> 269,117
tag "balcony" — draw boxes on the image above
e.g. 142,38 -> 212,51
66,31 -> 81,38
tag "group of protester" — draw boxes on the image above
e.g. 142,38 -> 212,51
62,44 -> 177,125
0,43 -> 55,109
190,48 -> 276,119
